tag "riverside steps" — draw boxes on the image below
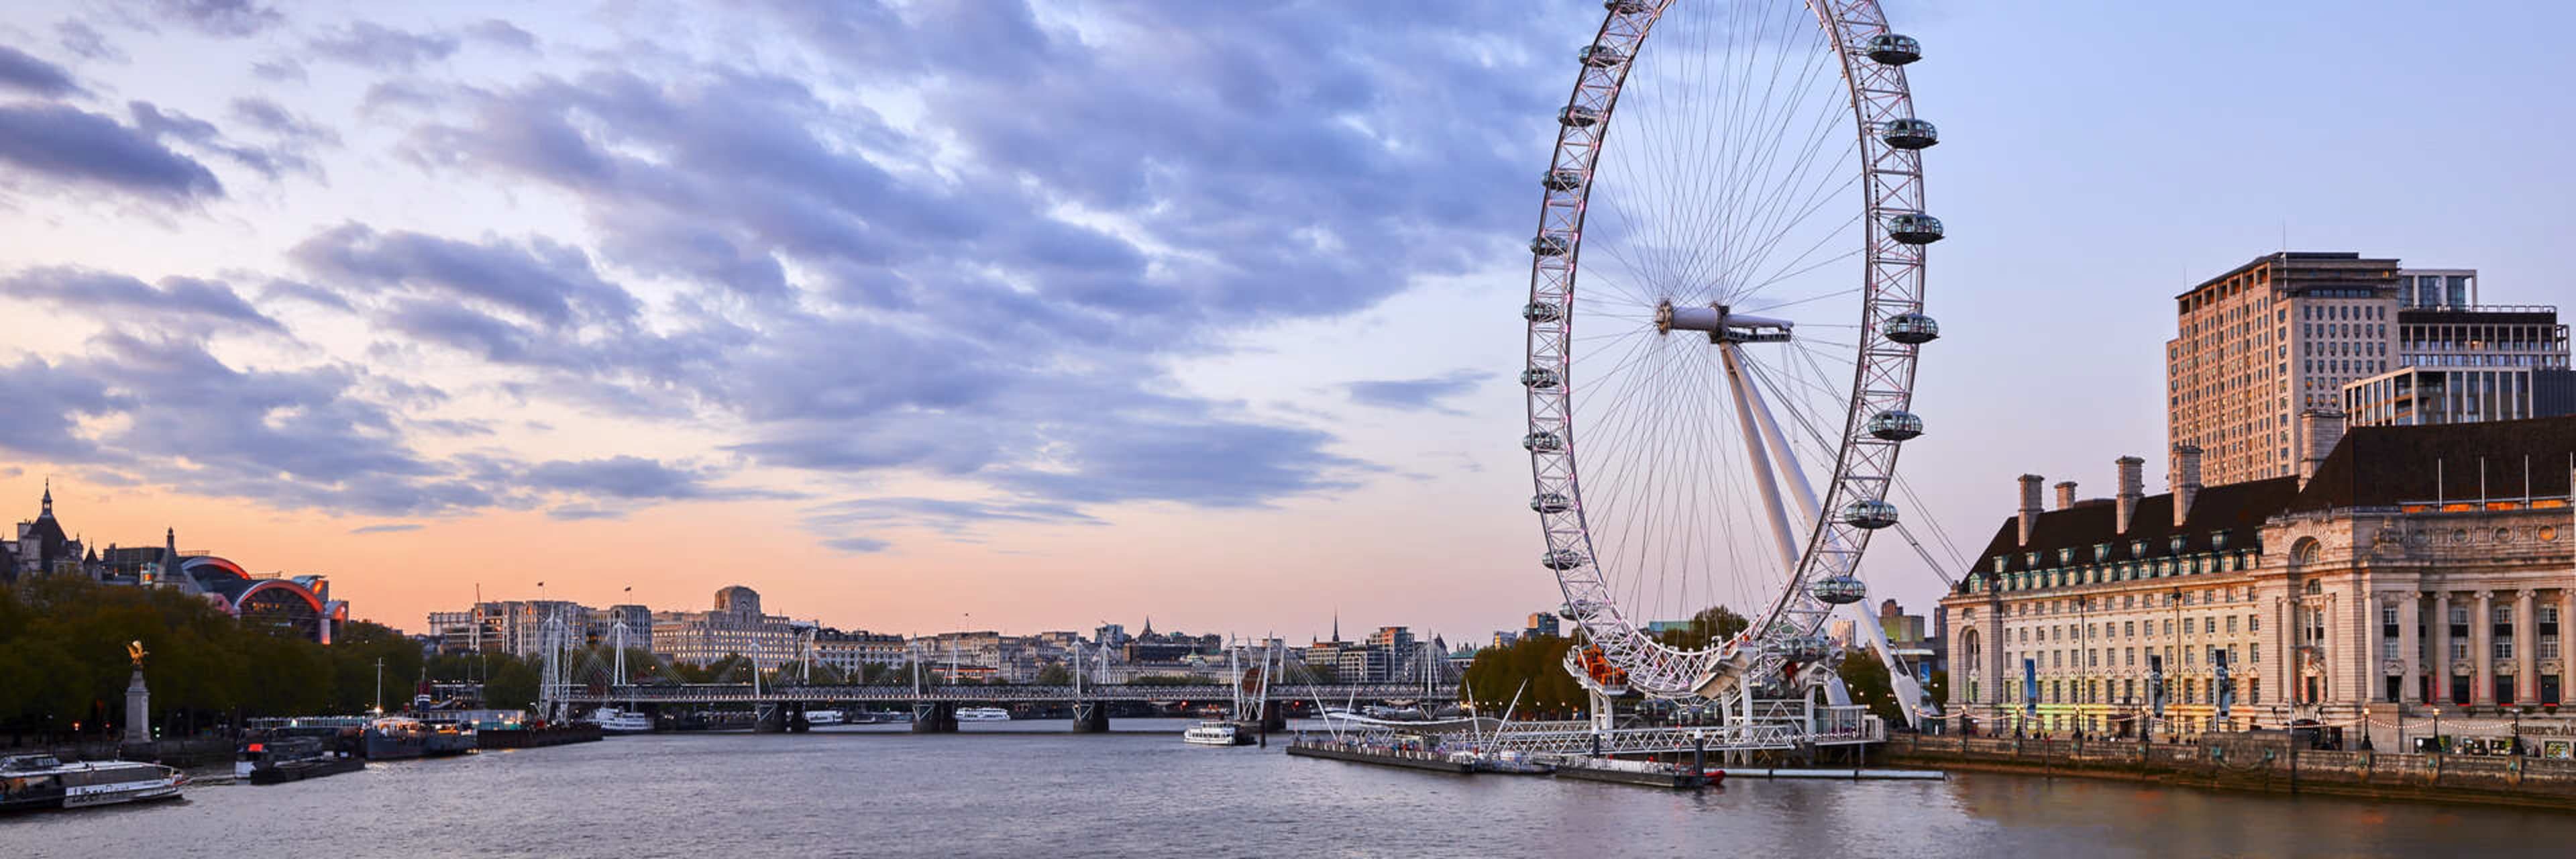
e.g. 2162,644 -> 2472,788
1883,733 -> 2576,811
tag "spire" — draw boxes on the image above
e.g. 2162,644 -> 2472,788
165,526 -> 201,596
40,478 -> 52,517
1332,610 -> 1340,643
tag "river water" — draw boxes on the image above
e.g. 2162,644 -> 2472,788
11,719 -> 2576,858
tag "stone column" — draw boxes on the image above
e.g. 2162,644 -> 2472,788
2432,591 -> 2452,704
2516,589 -> 2538,705
2473,591 -> 2495,705
2398,593 -> 2421,703
122,668 -> 150,744
2273,597 -> 2292,706
2563,589 -> 2576,705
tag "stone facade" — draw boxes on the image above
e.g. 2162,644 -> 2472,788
1943,416 -> 2576,742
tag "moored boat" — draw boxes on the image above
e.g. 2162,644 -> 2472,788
237,738 -> 365,785
363,717 -> 431,760
804,709 -> 845,727
1,754 -> 186,811
1182,721 -> 1252,746
582,707 -> 655,736
955,707 -> 1012,721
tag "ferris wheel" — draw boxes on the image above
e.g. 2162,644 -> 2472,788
1521,0 -> 1942,723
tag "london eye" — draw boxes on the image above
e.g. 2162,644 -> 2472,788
1521,0 -> 1941,725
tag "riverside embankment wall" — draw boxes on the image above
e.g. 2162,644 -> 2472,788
1882,734 -> 2576,811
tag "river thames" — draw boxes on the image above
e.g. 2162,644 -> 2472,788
14,720 -> 2576,857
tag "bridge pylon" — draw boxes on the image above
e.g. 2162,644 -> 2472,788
1071,701 -> 1110,734
911,701 -> 957,734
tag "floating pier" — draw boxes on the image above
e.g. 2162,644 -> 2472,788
1284,741 -> 1472,774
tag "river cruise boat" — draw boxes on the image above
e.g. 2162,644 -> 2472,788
804,709 -> 846,727
1183,721 -> 1251,746
583,707 -> 655,735
1,755 -> 186,811
956,707 -> 1012,721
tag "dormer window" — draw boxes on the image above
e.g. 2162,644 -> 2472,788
2212,531 -> 2231,550
1992,556 -> 2006,574
2130,540 -> 2145,556
2169,536 -> 2186,554
2057,548 -> 2074,564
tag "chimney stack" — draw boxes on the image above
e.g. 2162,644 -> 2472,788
2298,409 -> 2347,489
2054,481 -> 2079,511
2172,444 -> 2204,527
2017,474 -> 2044,546
2114,456 -> 2145,535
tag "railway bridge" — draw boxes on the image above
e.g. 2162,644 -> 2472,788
555,683 -> 1458,734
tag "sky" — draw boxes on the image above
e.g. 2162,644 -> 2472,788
1,1 -> 2569,644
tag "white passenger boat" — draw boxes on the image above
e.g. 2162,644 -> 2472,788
804,709 -> 845,727
583,707 -> 654,736
0,755 -> 186,811
955,707 -> 1012,721
1183,721 -> 1251,747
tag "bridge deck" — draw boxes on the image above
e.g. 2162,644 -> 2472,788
558,683 -> 1455,705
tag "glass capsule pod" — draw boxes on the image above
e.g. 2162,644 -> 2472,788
1521,368 -> 1562,389
1867,410 -> 1925,441
1522,431 -> 1564,452
1530,493 -> 1572,514
1884,312 -> 1940,344
1542,549 -> 1589,570
1542,168 -> 1586,191
1811,575 -> 1868,605
1530,234 -> 1572,256
1523,302 -> 1564,323
1841,499 -> 1900,529
1558,105 -> 1603,128
1605,0 -> 1655,13
1785,636 -> 1835,661
1881,118 -> 1939,150
1886,213 -> 1944,244
1579,44 -> 1629,68
1868,34 -> 1921,65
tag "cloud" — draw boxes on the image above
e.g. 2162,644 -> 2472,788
258,278 -> 354,311
308,23 -> 460,70
523,456 -> 721,501
128,101 -> 313,179
56,21 -> 123,63
146,0 -> 284,38
465,19 -> 537,52
545,507 -> 623,521
0,266 -> 282,332
802,497 -> 1100,538
1346,370 -> 1487,414
349,523 -> 423,534
821,536 -> 891,554
250,58 -> 305,83
0,103 -> 223,200
0,45 -> 82,97
292,223 -> 639,326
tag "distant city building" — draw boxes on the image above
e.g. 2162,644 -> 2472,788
2167,252 -> 2402,486
2345,366 -> 2575,428
1524,612 -> 1561,640
1491,631 -> 1518,649
653,586 -> 797,669
811,627 -> 906,675
2169,253 -> 2569,487
5,487 -> 343,642
1941,416 -> 2576,747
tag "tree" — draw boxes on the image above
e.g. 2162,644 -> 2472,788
1033,663 -> 1072,685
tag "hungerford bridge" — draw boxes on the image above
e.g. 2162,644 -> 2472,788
555,681 -> 1453,734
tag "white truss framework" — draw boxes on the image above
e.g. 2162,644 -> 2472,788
1522,0 -> 1933,703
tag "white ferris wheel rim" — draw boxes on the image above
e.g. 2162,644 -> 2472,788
1521,0 -> 1936,700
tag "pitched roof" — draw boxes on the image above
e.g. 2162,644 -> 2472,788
1971,476 -> 2300,575
2289,414 -> 2576,511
